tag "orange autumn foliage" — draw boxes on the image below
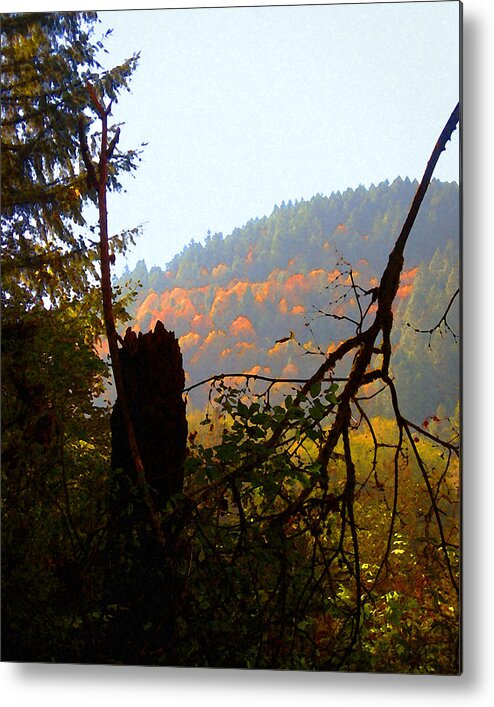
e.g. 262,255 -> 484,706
137,292 -> 158,316
229,315 -> 255,339
179,331 -> 201,351
235,341 -> 256,356
190,313 -> 213,334
282,360 -> 298,377
253,281 -> 277,304
285,273 -> 306,296
211,263 -> 229,280
396,267 -> 418,299
245,247 -> 255,266
401,266 -> 419,283
203,329 -> 227,348
396,283 -> 413,299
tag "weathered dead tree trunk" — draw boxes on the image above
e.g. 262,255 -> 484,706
111,320 -> 187,511
100,321 -> 188,664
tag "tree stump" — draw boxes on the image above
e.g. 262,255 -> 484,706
111,320 -> 187,512
102,321 -> 188,664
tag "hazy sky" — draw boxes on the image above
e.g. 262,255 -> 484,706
91,1 -> 460,272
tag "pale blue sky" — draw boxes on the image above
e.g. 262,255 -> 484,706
94,1 -> 460,272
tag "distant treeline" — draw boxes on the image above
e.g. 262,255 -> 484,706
115,177 -> 460,420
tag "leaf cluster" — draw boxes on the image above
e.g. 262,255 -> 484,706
173,381 -> 459,671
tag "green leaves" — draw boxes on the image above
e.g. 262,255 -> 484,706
326,382 -> 340,405
309,381 -> 321,398
1,12 -> 141,304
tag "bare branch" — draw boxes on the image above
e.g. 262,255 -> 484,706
184,372 -> 349,394
407,287 -> 459,345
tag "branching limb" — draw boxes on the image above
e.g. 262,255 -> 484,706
407,287 -> 459,346
385,375 -> 459,595
184,371 -> 349,394
403,416 -> 460,456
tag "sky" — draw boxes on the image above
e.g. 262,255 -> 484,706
85,1 -> 461,273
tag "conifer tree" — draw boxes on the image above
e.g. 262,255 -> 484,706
1,11 -> 140,304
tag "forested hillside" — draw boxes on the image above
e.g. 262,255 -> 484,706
116,177 -> 460,419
